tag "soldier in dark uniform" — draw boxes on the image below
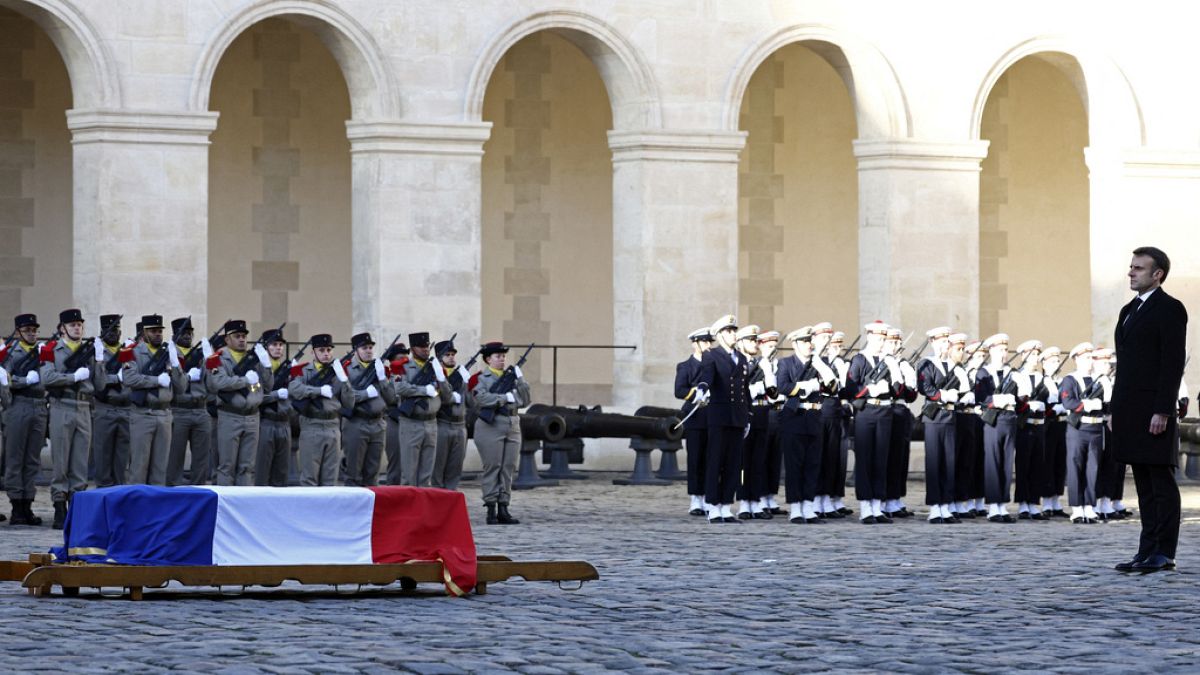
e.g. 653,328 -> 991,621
1013,339 -> 1049,520
757,330 -> 785,515
1060,342 -> 1102,523
255,328 -> 294,487
916,327 -> 963,523
1038,346 -> 1069,517
776,326 -> 834,523
2,314 -> 44,525
737,324 -> 772,520
167,317 -> 212,486
699,315 -> 750,523
340,332 -> 395,487
962,339 -> 989,517
1092,348 -> 1124,520
884,328 -> 918,518
846,321 -> 901,523
674,328 -> 712,516
821,329 -> 853,517
975,333 -> 1030,522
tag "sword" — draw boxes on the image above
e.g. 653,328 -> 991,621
672,398 -> 708,431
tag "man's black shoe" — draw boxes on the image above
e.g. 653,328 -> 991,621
1132,554 -> 1175,573
1115,554 -> 1148,572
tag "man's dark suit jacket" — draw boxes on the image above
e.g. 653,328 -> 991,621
1112,287 -> 1188,465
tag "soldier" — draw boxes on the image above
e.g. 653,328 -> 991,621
846,321 -> 901,524
737,324 -> 772,520
432,339 -> 472,490
757,330 -> 785,516
166,317 -> 212,486
975,333 -> 1030,523
1092,348 -> 1125,520
382,339 -> 409,486
471,341 -> 531,524
961,339 -> 989,517
884,328 -> 918,518
288,334 -> 354,486
92,315 -> 130,488
40,309 -> 105,528
699,315 -> 750,524
393,332 -> 452,487
675,328 -> 712,516
1013,339 -> 1049,520
1039,346 -> 1069,517
340,332 -> 395,487
776,326 -> 835,524
122,314 -> 185,485
1060,342 -> 1103,523
255,328 -> 294,487
821,329 -> 854,517
208,320 -> 270,486
3,314 -> 45,525
0,350 -> 8,521
917,326 -> 964,524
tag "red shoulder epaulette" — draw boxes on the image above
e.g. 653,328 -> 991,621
468,372 -> 481,391
205,354 -> 222,370
390,358 -> 407,373
0,344 -> 8,363
117,347 -> 136,364
290,362 -> 308,378
39,342 -> 57,363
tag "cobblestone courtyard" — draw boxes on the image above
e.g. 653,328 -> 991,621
2,475 -> 1199,673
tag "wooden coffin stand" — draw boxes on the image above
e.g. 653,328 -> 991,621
0,554 -> 599,600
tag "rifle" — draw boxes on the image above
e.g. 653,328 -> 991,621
477,343 -> 534,424
979,352 -> 1025,426
273,337 -> 311,393
229,321 -> 286,377
447,348 -> 483,391
841,334 -> 862,357
395,333 -> 454,417
903,336 -> 931,366
63,314 -> 123,371
181,322 -> 225,372
290,358 -> 339,416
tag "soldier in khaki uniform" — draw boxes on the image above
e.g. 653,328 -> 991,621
122,314 -> 186,485
40,309 -> 106,528
3,313 -> 46,525
382,339 -> 409,485
167,317 -> 212,486
341,332 -> 396,486
288,333 -> 354,486
92,315 -> 130,488
392,332 -> 451,487
471,342 -> 531,524
433,339 -> 473,490
207,320 -> 270,486
255,328 -> 293,487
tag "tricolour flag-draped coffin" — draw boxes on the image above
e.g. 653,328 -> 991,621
50,485 -> 477,596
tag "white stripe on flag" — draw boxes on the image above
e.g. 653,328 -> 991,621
199,486 -> 375,565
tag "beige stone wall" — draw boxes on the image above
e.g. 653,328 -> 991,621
481,32 -> 615,405
738,44 -> 858,336
208,19 -> 352,342
980,57 -> 1090,350
0,8 -> 72,322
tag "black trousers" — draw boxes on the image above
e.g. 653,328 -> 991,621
953,413 -> 977,503
924,418 -> 956,505
1098,426 -> 1127,500
1043,419 -> 1068,499
818,415 -> 843,498
1132,462 -> 1181,559
738,412 -> 770,502
1065,424 -> 1102,507
983,415 -> 1017,504
765,409 -> 782,496
780,413 -> 821,504
1014,422 -> 1045,505
684,427 -> 708,496
705,425 -> 743,506
886,407 -> 912,501
972,416 -> 987,499
853,405 -> 891,501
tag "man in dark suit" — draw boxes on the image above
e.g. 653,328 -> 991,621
1111,246 -> 1187,573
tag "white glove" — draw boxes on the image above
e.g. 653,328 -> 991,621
1053,403 -> 1067,415
513,365 -> 524,380
505,392 -> 516,404
320,385 -> 334,399
458,366 -> 471,382
1015,373 -> 1032,398
94,336 -> 105,362
1028,401 -> 1046,413
167,341 -> 181,369
1100,377 -> 1113,403
940,389 -> 959,403
799,378 -> 819,396
156,372 -> 171,388
116,369 -> 123,384
835,360 -> 849,382
276,387 -> 289,400
200,338 -> 214,359
748,381 -> 766,397
0,368 -> 8,387
365,384 -> 379,399
188,367 -> 202,382
1046,380 -> 1060,399
72,366 -> 90,383
961,392 -> 976,406
902,368 -> 917,390
424,384 -> 437,397
254,343 -> 270,365
452,392 -> 462,405
432,359 -> 446,383
811,357 -> 836,385
332,359 -> 348,383
867,380 -> 888,397
374,358 -> 386,381
244,370 -> 260,386
698,389 -> 710,404
884,356 -> 901,383
24,370 -> 41,385
992,394 -> 1015,409
953,366 -> 969,387
1083,398 -> 1102,412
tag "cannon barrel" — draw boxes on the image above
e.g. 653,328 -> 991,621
519,412 -> 567,443
526,404 -> 683,442
634,405 -> 683,420
1181,420 -> 1200,445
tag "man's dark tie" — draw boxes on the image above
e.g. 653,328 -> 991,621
1123,297 -> 1143,325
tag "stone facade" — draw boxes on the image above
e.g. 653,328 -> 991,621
2,0 -> 1199,467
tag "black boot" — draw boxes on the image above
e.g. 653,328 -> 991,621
496,503 -> 520,525
486,503 -> 498,525
9,499 -> 27,526
24,500 -> 42,527
52,501 -> 67,530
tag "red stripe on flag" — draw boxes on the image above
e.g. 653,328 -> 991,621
368,486 -> 477,596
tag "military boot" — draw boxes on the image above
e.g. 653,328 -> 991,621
52,501 -> 67,530
24,500 -> 42,527
9,499 -> 27,526
496,503 -> 520,525
486,502 -> 498,525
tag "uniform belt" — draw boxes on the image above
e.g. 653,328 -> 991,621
301,410 -> 340,421
751,401 -> 772,408
11,389 -> 45,399
352,409 -> 384,421
261,412 -> 290,423
218,406 -> 259,417
49,391 -> 92,402
1026,418 -> 1045,426
796,402 -> 821,411
136,402 -> 171,411
865,398 -> 890,406
402,411 -> 437,422
935,403 -> 956,411
172,400 -> 207,410
1081,415 -> 1105,424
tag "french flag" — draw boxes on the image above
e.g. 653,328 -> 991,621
52,485 -> 477,596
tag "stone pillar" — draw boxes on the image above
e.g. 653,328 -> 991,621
607,130 -> 747,410
68,109 -> 218,322
345,121 -> 492,346
853,139 -> 990,336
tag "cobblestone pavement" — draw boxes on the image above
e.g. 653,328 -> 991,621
2,475 -> 1200,673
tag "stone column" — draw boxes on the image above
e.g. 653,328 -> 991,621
607,130 -> 747,410
68,109 -> 218,322
853,139 -> 990,336
345,121 -> 492,346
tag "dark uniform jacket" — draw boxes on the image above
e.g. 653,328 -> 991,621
699,346 -> 750,428
674,356 -> 708,430
776,354 -> 821,435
